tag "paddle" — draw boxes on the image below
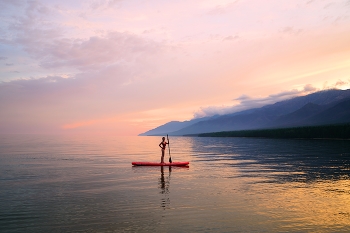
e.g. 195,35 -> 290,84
167,134 -> 172,163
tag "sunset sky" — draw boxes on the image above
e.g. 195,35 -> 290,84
1,0 -> 350,135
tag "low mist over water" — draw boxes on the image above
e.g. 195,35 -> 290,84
1,135 -> 350,232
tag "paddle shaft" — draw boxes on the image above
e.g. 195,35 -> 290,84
167,134 -> 172,163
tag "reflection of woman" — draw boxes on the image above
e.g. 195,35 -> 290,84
159,166 -> 166,193
159,137 -> 168,163
159,166 -> 171,194
159,166 -> 171,209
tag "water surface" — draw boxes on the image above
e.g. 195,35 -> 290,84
1,135 -> 350,232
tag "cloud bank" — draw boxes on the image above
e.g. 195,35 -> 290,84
1,0 -> 350,135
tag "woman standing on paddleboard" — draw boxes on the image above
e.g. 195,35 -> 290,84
159,137 -> 168,163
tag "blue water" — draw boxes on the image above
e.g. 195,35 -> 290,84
1,135 -> 350,232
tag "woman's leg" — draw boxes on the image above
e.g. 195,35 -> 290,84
161,149 -> 165,163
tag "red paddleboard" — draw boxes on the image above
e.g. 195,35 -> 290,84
132,161 -> 189,166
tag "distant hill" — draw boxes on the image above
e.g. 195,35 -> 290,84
268,98 -> 350,128
306,98 -> 350,125
138,115 -> 219,136
139,89 -> 350,136
271,102 -> 325,127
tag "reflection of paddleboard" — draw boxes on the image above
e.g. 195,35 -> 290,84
132,161 -> 189,166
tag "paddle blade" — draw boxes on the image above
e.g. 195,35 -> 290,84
169,156 -> 172,163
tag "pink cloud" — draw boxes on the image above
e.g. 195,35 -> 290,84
8,2 -> 164,72
37,32 -> 163,70
0,0 -> 23,7
206,1 -> 239,15
89,0 -> 123,10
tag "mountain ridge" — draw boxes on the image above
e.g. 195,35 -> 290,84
140,89 -> 350,136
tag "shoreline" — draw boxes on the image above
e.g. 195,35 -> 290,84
196,123 -> 350,140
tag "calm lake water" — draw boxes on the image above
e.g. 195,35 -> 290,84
1,135 -> 350,232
